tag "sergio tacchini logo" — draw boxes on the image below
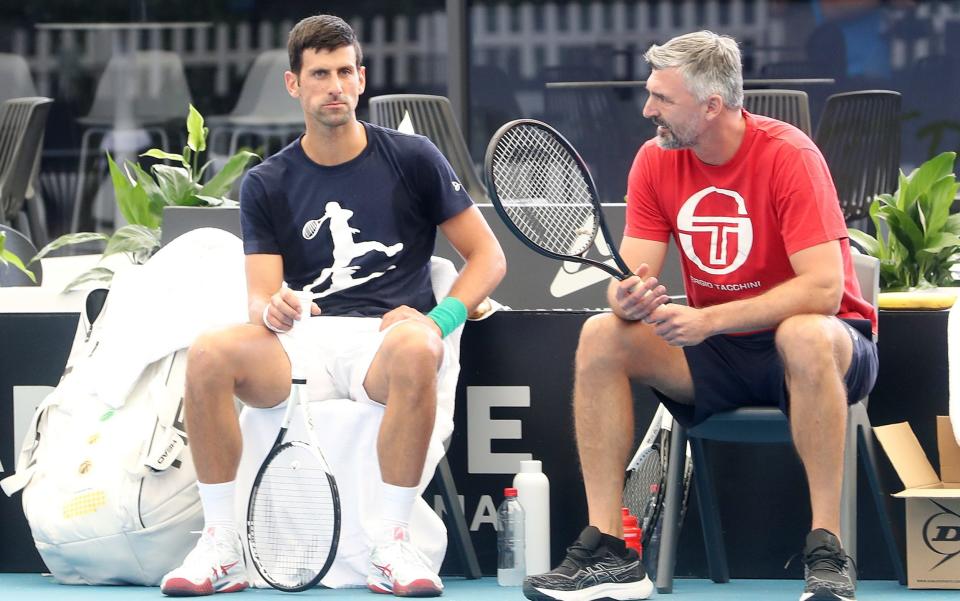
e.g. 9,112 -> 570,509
677,186 -> 753,275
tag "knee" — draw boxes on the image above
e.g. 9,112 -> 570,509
185,329 -> 235,392
775,315 -> 839,374
382,321 -> 444,381
576,313 -> 628,374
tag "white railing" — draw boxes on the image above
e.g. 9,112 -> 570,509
10,1 -> 957,99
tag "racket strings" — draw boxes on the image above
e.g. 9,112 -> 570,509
491,124 -> 599,256
249,445 -> 338,589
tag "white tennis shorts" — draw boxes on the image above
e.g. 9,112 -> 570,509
275,315 -> 457,407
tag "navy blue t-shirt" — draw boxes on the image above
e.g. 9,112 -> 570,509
240,122 -> 473,317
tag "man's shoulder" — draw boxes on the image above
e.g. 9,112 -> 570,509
366,121 -> 435,154
747,112 -> 817,153
245,139 -> 301,188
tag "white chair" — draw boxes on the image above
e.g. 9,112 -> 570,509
234,257 -> 480,587
207,50 -> 304,157
0,54 -> 39,104
72,51 -> 193,232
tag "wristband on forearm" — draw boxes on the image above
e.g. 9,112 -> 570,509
426,297 -> 468,338
262,304 -> 285,334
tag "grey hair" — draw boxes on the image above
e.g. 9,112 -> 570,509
644,31 -> 743,109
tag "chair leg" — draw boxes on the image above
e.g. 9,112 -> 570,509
840,404 -> 858,565
432,454 -> 481,579
853,404 -> 907,584
690,437 -> 730,583
656,424 -> 688,593
71,127 -> 100,233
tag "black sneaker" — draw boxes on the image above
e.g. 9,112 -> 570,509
522,526 -> 653,601
800,529 -> 857,601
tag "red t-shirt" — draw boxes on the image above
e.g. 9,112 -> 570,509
625,110 -> 877,332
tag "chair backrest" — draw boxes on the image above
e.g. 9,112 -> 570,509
851,252 -> 879,314
543,85 -> 653,204
814,90 -> 901,223
0,223 -> 42,286
228,49 -> 302,124
368,94 -> 489,203
0,54 -> 38,104
743,89 -> 812,136
0,97 -> 53,224
82,51 -> 192,124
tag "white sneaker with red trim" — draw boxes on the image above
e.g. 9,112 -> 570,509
367,530 -> 443,597
161,527 -> 248,596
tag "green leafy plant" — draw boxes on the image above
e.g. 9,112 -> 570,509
34,104 -> 258,289
848,151 -> 960,290
0,231 -> 36,283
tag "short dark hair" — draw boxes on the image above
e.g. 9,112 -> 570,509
287,14 -> 363,76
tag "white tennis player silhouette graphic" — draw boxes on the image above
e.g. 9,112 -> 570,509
302,201 -> 403,297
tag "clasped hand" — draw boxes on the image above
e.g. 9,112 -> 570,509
615,266 -> 713,347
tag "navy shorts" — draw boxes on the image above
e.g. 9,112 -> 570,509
653,318 -> 878,428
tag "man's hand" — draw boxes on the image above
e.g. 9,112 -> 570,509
647,303 -> 714,347
614,263 -> 670,322
262,288 -> 320,332
380,305 -> 442,337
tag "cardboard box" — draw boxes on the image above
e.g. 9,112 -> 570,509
875,416 -> 960,589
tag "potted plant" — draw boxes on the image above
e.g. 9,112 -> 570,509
848,151 -> 960,291
847,152 -> 959,463
32,104 -> 259,289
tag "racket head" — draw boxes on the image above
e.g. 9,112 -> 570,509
622,446 -> 662,521
484,119 -> 630,279
247,440 -> 341,592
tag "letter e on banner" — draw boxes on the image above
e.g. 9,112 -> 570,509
467,386 -> 533,474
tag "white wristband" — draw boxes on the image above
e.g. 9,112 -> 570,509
262,304 -> 285,334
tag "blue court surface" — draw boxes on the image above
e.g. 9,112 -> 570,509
0,575 -> 954,600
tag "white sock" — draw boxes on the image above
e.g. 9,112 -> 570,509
198,480 -> 236,534
377,482 -> 418,542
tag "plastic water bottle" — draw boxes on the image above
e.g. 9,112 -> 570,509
621,507 -> 642,556
497,487 -> 526,586
513,459 -> 550,575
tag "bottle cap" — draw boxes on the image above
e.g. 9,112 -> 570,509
504,487 -> 518,497
621,507 -> 630,518
519,459 -> 542,473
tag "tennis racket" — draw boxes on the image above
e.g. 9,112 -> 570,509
623,405 -> 669,548
622,405 -> 692,554
247,294 -> 341,592
484,119 -> 634,281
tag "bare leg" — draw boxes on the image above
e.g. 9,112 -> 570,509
574,314 -> 693,536
777,315 -> 853,539
184,324 -> 293,484
364,321 -> 445,486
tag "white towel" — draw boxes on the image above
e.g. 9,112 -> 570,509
83,228 -> 248,407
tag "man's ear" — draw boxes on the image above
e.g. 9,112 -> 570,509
704,94 -> 724,120
284,70 -> 300,98
357,65 -> 367,95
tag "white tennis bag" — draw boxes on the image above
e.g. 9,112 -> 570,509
1,321 -> 202,585
1,229 -> 251,585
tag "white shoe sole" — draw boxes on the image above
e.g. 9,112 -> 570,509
527,576 -> 654,601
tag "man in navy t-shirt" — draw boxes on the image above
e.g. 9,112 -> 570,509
161,14 -> 505,598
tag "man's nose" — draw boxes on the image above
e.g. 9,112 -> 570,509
642,96 -> 656,119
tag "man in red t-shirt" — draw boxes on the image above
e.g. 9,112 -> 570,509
523,32 -> 875,601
